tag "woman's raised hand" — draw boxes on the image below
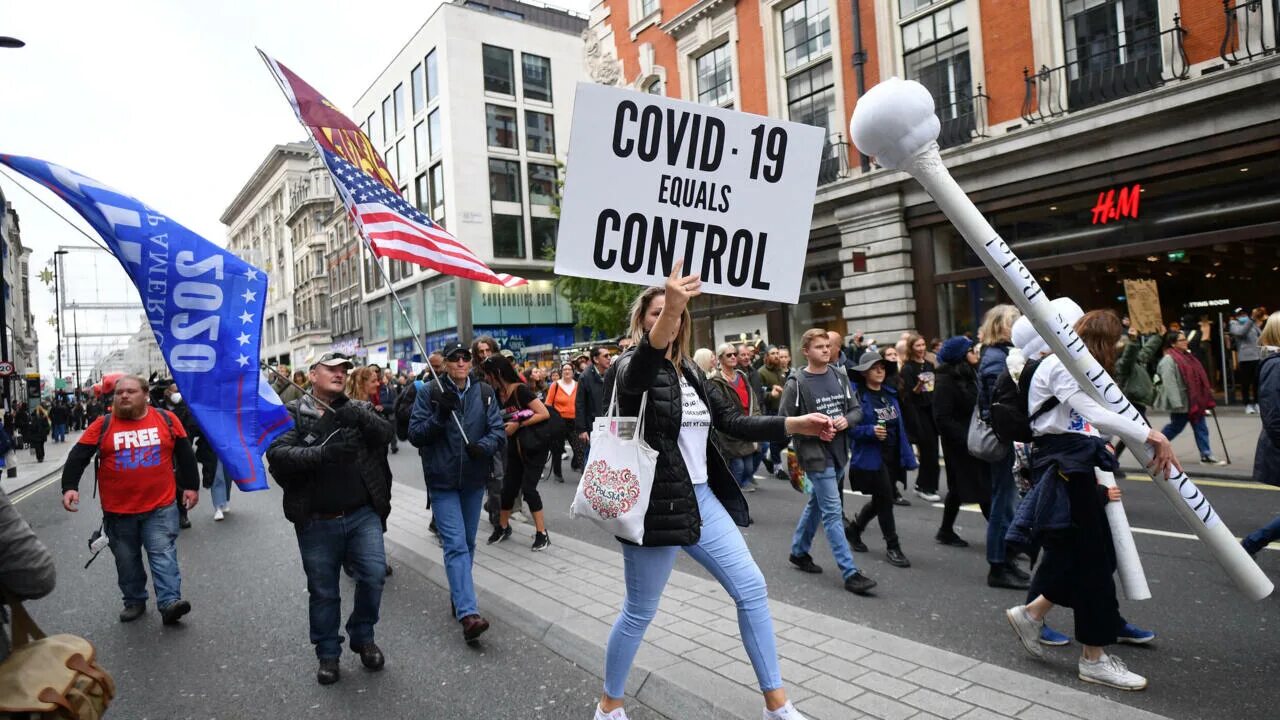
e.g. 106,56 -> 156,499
664,260 -> 702,315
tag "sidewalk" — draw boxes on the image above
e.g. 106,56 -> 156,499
0,430 -> 84,496
1118,408 -> 1262,481
384,483 -> 1172,720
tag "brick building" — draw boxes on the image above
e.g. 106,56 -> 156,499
586,0 -> 1279,352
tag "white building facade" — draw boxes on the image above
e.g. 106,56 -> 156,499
351,0 -> 588,363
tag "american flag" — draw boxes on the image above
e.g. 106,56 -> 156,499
325,150 -> 526,288
261,50 -> 525,288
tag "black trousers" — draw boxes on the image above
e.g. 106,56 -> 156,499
1027,470 -> 1121,647
31,440 -> 44,462
1238,359 -> 1260,405
912,412 -> 941,494
502,444 -> 548,514
939,444 -> 991,533
851,441 -> 901,547
549,424 -> 581,477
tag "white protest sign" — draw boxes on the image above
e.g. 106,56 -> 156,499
555,83 -> 824,304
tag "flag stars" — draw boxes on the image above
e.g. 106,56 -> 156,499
237,332 -> 251,346
236,354 -> 250,368
239,310 -> 254,325
244,268 -> 260,282
241,288 -> 257,303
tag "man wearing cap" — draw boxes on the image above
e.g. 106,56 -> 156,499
574,345 -> 612,448
409,342 -> 505,643
266,351 -> 395,685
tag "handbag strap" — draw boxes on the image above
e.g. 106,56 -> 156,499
604,369 -> 649,437
5,593 -> 46,649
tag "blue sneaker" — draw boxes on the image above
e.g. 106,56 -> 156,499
1039,625 -> 1070,646
1117,623 -> 1155,645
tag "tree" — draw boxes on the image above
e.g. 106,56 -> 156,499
546,160 -> 634,338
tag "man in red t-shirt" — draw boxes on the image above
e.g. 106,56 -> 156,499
60,375 -> 200,625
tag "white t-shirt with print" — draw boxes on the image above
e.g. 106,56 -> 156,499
677,374 -> 712,485
1029,354 -> 1148,447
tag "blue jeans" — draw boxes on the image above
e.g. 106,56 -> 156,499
431,485 -> 485,619
604,483 -> 781,698
295,505 -> 386,659
729,455 -> 755,489
211,462 -> 230,509
790,465 -> 859,580
1161,413 -> 1212,457
52,423 -> 66,442
1243,515 -> 1280,555
103,502 -> 182,608
987,452 -> 1017,565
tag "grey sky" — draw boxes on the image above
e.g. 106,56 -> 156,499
0,0 -> 590,380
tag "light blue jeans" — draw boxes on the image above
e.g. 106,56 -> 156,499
431,485 -> 485,619
103,502 -> 182,608
790,465 -> 858,580
210,462 -> 230,509
729,455 -> 755,489
1161,413 -> 1213,457
987,451 -> 1017,565
604,483 -> 781,698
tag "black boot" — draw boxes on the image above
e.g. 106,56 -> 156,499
844,522 -> 868,553
987,563 -> 1031,589
317,658 -> 340,685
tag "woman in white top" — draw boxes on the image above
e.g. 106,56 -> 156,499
1003,310 -> 1181,692
595,263 -> 833,720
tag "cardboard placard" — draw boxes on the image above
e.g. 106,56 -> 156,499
1123,279 -> 1163,334
555,83 -> 824,303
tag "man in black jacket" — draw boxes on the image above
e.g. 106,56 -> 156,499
574,345 -> 612,447
265,352 -> 394,686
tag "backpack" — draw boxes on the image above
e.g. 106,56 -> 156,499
0,595 -> 115,718
988,358 -> 1059,445
92,408 -> 178,476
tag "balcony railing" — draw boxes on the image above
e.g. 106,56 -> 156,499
1022,15 -> 1191,124
1221,0 -> 1277,65
936,84 -> 990,150
817,134 -> 852,185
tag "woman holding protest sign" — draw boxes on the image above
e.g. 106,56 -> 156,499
595,262 -> 833,720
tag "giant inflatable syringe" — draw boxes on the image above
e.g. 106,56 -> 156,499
849,78 -> 1272,601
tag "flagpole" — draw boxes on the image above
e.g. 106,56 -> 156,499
261,362 -> 334,413
256,48 -> 470,442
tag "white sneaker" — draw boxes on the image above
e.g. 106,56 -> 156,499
1078,653 -> 1147,690
220,504 -> 230,515
213,509 -> 225,522
1005,605 -> 1045,658
594,706 -> 629,720
914,488 -> 941,503
763,701 -> 808,720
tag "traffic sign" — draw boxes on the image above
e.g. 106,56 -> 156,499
0,362 -> 14,377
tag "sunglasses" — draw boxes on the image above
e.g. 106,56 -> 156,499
447,353 -> 473,362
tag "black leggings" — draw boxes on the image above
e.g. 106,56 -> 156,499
1238,360 -> 1259,405
851,442 -> 902,546
501,444 -> 548,514
549,424 -> 581,477
1027,470 -> 1121,647
912,412 -> 941,494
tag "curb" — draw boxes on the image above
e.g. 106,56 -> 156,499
1,460 -> 68,497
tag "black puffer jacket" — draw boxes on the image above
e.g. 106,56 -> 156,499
606,334 -> 787,547
266,394 -> 394,527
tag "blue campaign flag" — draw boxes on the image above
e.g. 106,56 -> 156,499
0,154 -> 293,490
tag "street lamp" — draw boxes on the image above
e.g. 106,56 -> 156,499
53,249 -> 67,397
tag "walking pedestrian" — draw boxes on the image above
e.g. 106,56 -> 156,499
693,347 -> 716,377
1112,324 -> 1164,469
708,343 -> 763,493
347,365 -> 396,577
758,346 -> 788,478
594,268 -> 834,720
977,304 -> 1032,589
60,375 -> 199,626
1242,315 -> 1280,555
574,345 -> 611,456
932,336 -> 990,546
782,329 -> 877,594
1004,310 -> 1180,691
482,354 -> 553,551
471,336 -> 505,528
28,406 -> 49,462
845,350 -> 917,568
1154,331 -> 1226,464
50,400 -> 69,443
1230,307 -> 1263,413
265,352 -> 394,685
900,333 -> 942,502
378,368 -> 401,455
545,362 -> 579,480
409,342 -> 505,642
160,382 -> 216,528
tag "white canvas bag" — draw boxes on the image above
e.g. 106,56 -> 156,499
570,386 -> 658,544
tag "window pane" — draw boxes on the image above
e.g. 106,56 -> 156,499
384,144 -> 398,183
489,159 -> 521,202
393,84 -> 405,133
482,44 -> 514,94
395,138 -> 407,181
492,213 -> 525,258
425,50 -> 439,102
640,0 -> 658,16
786,60 -> 835,132
486,104 -> 518,149
429,162 -> 446,222
382,96 -> 393,142
526,110 -> 555,154
415,174 -> 430,213
531,217 -> 558,260
428,109 -> 442,156
366,112 -> 378,146
411,64 -> 425,115
522,53 -> 552,102
528,163 -> 557,205
781,0 -> 831,71
414,121 -> 427,168
696,44 -> 733,106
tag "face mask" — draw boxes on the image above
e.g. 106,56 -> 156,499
170,393 -> 182,404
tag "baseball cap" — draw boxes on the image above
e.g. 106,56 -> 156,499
441,342 -> 471,360
311,351 -> 354,369
499,349 -> 516,360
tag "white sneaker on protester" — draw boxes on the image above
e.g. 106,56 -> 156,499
213,509 -> 225,522
914,488 -> 941,503
1078,653 -> 1147,690
594,706 -> 629,720
763,701 -> 807,720
1005,605 -> 1045,659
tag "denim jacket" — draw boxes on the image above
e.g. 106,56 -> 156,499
1006,433 -> 1117,547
